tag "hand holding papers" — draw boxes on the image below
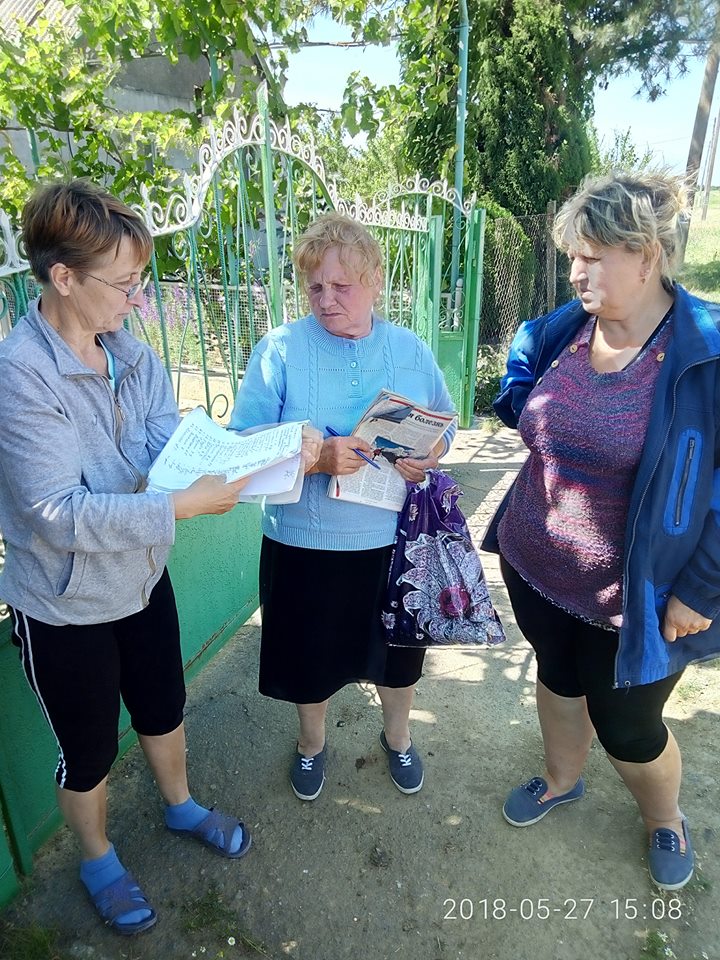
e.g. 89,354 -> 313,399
327,391 -> 456,512
148,407 -> 307,502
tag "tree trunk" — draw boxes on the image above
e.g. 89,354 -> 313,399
679,11 -> 720,260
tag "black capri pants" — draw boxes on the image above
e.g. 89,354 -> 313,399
10,569 -> 186,792
500,556 -> 683,763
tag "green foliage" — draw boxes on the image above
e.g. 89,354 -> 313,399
301,115 -> 408,201
588,125 -> 655,175
679,188 -> 720,302
474,343 -> 506,416
0,920 -> 72,960
0,0 -> 377,222
641,929 -> 677,959
181,882 -> 236,933
0,5 -> 203,220
338,0 -> 718,216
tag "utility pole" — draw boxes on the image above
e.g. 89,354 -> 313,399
702,114 -> 720,220
685,45 -> 720,207
699,114 -> 715,194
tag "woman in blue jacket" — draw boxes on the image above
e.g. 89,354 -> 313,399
482,170 -> 720,891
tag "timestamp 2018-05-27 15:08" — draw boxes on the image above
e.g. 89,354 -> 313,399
442,897 -> 684,922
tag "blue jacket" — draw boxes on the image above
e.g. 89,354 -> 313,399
481,284 -> 720,687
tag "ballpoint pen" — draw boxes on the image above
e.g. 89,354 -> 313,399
325,425 -> 382,470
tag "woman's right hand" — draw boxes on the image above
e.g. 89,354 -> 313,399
172,474 -> 250,519
309,436 -> 375,476
300,425 -> 323,473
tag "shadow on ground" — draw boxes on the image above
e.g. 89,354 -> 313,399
1,426 -> 718,960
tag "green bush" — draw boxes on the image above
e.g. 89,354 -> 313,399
474,343 -> 507,416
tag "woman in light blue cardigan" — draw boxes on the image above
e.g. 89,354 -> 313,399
230,213 -> 456,802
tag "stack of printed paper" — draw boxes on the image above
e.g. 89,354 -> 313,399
148,407 -> 305,500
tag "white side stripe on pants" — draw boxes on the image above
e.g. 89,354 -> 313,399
12,609 -> 68,788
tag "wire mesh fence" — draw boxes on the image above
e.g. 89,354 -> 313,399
128,281 -> 275,378
481,208 -> 574,349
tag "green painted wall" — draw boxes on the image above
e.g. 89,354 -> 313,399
0,824 -> 18,908
0,504 -> 262,906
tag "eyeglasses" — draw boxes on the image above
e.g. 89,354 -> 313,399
75,270 -> 150,300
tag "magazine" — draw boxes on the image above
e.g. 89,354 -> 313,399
327,390 -> 456,511
147,407 -> 305,499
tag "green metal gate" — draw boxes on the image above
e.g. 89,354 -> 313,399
0,90 -> 486,905
128,86 -> 484,426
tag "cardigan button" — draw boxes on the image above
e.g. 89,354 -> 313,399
569,343 -> 578,353
656,352 -> 665,362
550,359 -> 559,368
536,376 -> 543,384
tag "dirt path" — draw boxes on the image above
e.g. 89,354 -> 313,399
3,426 -> 719,960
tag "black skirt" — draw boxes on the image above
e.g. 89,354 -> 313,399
258,536 -> 425,703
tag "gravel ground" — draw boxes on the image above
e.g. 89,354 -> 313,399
2,425 -> 719,960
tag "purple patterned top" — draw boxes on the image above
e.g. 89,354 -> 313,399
498,313 -> 673,627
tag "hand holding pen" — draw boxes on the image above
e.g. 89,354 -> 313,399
323,425 -> 382,473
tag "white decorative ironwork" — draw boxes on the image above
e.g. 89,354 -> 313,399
0,210 -> 29,278
334,193 -> 427,232
134,104 -> 436,237
372,173 -> 478,217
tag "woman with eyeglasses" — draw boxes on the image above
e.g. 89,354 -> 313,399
0,180 -> 254,936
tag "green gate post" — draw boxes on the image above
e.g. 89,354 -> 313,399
0,821 -> 19,907
460,206 -> 486,426
257,84 -> 283,328
427,215 -> 444,359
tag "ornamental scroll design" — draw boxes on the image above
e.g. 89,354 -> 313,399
372,173 -> 478,217
134,105 -> 433,237
333,194 -> 427,232
0,210 -> 29,278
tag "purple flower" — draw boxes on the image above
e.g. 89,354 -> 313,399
438,585 -> 471,618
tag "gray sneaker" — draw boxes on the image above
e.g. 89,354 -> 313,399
290,746 -> 326,801
379,729 -> 424,794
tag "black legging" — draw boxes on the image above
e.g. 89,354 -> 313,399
10,570 -> 186,792
500,556 -> 683,763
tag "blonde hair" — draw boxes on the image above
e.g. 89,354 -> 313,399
553,170 -> 689,291
22,179 -> 153,283
293,212 -> 383,287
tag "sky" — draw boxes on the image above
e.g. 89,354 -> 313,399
282,15 -> 718,185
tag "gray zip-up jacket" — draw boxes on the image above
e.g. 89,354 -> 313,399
0,299 -> 179,625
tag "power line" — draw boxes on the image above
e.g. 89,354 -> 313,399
265,37 -> 402,49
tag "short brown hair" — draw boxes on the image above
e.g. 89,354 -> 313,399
21,180 -> 153,283
293,212 -> 383,287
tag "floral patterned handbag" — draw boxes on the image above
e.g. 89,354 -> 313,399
382,470 -> 506,648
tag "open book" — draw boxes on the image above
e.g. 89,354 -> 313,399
327,390 -> 456,512
147,407 -> 305,501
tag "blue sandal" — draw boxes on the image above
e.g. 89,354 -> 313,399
90,869 -> 157,936
167,807 -> 252,859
